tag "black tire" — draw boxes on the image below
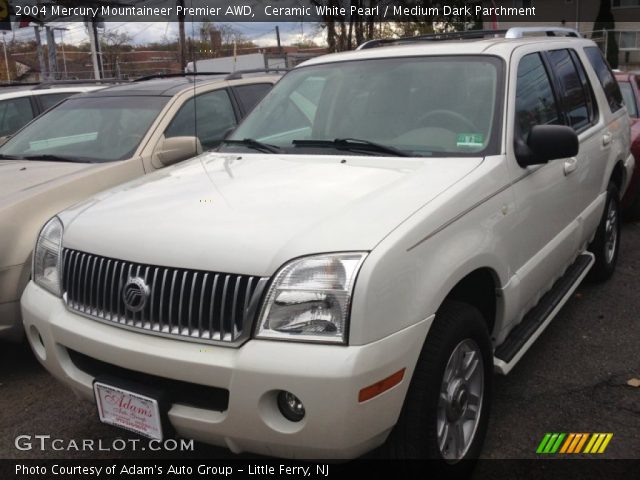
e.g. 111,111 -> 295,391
588,183 -> 621,282
379,301 -> 493,472
624,182 -> 640,221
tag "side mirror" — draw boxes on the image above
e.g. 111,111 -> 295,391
515,125 -> 579,167
155,136 -> 202,167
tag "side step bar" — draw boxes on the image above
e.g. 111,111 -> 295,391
494,252 -> 594,375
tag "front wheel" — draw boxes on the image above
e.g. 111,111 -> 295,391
380,301 -> 493,469
588,183 -> 621,282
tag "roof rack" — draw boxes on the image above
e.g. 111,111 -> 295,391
133,72 -> 231,82
357,27 -> 582,50
134,68 -> 287,83
32,79 -> 125,90
223,68 -> 288,80
0,81 -> 40,88
357,30 -> 508,49
505,27 -> 582,38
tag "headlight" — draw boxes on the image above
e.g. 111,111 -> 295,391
33,216 -> 63,297
256,252 -> 367,344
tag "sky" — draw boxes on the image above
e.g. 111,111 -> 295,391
8,21 -> 327,48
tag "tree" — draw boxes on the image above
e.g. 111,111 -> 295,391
594,0 -> 619,68
291,39 -> 320,49
100,30 -> 133,78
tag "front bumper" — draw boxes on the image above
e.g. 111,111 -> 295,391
21,280 -> 431,459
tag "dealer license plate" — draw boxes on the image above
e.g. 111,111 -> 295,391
93,382 -> 163,440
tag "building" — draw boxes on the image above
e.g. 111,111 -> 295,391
490,0 -> 640,68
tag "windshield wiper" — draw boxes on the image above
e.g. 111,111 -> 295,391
0,154 -> 21,160
292,138 -> 412,157
220,138 -> 282,154
21,154 -> 82,163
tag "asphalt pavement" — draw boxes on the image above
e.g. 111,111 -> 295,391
1,222 -> 639,461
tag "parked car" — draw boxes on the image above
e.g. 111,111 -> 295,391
615,71 -> 640,218
0,83 -> 108,140
21,28 -> 633,467
0,73 -> 279,340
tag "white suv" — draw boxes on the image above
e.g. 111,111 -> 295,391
21,28 -> 634,465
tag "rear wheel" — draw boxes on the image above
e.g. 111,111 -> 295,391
589,183 -> 620,282
380,301 -> 492,471
625,183 -> 640,220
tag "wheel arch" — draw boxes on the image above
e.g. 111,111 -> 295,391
438,267 -> 500,336
610,160 -> 626,197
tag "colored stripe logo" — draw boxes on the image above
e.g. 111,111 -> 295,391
536,433 -> 613,454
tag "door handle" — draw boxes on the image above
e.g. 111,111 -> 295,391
603,132 -> 612,146
564,156 -> 578,175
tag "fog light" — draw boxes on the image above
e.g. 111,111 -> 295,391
277,391 -> 305,422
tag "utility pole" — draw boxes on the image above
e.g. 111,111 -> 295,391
45,26 -> 58,80
53,27 -> 68,79
177,0 -> 186,72
34,25 -> 48,81
275,25 -> 282,53
86,17 -> 102,79
2,32 -> 9,82
188,37 -> 196,73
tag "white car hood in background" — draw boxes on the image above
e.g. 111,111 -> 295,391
62,153 -> 482,276
0,160 -> 94,203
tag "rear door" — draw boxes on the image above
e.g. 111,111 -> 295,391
579,46 -> 629,236
545,48 -> 602,239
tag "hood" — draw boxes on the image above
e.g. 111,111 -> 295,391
62,153 -> 482,276
0,160 -> 95,203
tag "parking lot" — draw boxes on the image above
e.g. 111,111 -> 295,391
1,221 -> 639,461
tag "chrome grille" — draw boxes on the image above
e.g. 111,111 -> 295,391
61,249 -> 268,345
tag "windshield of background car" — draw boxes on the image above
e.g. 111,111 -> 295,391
225,55 -> 504,157
618,81 -> 638,117
0,95 -> 169,162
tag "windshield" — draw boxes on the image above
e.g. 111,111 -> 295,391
224,55 -> 503,157
619,81 -> 638,117
0,95 -> 169,162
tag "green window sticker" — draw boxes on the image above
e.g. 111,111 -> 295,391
456,133 -> 484,148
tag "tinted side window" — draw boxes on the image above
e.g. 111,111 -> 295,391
547,49 -> 592,131
619,82 -> 638,117
569,50 -> 598,123
584,46 -> 624,112
515,53 -> 561,139
0,97 -> 35,136
233,83 -> 272,113
39,93 -> 74,111
165,89 -> 237,150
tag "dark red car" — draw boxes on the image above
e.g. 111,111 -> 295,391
616,72 -> 640,218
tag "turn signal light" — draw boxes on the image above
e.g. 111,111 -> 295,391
358,368 -> 406,403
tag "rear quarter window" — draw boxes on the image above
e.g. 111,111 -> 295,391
584,46 -> 624,113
